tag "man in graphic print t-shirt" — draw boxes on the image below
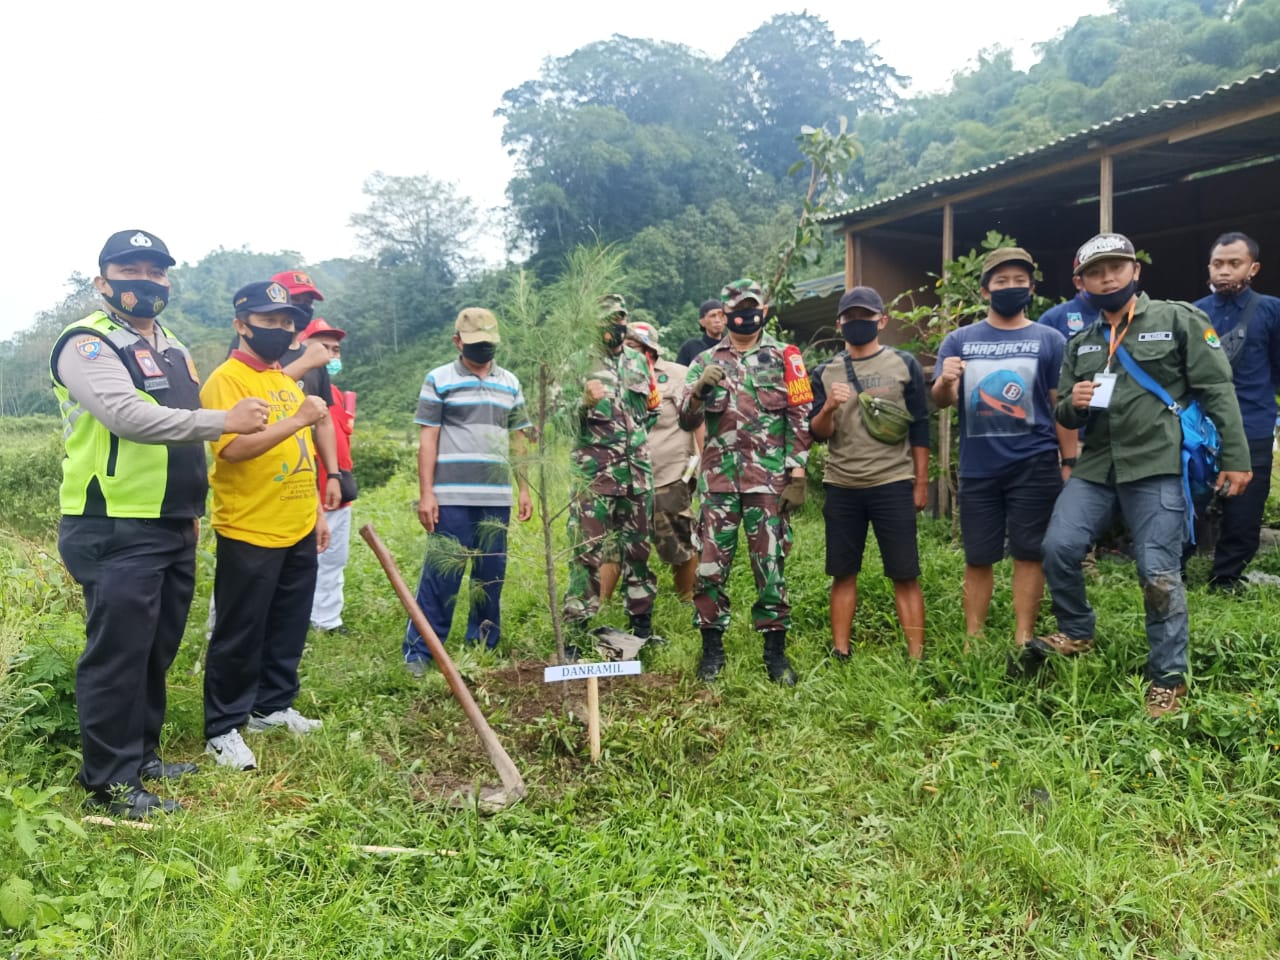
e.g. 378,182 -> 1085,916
932,247 -> 1072,658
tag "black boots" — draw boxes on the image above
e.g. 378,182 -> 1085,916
629,614 -> 667,646
698,629 -> 797,684
697,628 -> 726,681
763,630 -> 797,686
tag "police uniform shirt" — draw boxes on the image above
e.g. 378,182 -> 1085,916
56,322 -> 227,444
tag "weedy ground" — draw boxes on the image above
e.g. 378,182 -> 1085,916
3,463 -> 1280,958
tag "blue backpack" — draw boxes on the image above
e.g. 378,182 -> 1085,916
1106,334 -> 1221,544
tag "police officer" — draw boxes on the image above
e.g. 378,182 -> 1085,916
678,279 -> 813,684
563,295 -> 661,647
51,230 -> 269,818
1038,233 -> 1251,718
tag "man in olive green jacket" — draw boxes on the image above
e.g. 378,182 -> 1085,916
1033,233 -> 1251,718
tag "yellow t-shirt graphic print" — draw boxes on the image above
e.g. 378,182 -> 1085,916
201,357 -> 319,548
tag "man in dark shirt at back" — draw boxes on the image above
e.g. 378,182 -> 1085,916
676,299 -> 728,366
1192,231 -> 1280,592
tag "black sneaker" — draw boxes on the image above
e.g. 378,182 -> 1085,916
1006,644 -> 1047,679
139,759 -> 198,781
829,648 -> 851,664
85,787 -> 181,820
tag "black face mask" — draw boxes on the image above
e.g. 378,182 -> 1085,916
1086,280 -> 1139,313
840,318 -> 880,346
602,323 -> 628,351
462,341 -> 497,364
104,278 -> 169,319
1211,277 -> 1252,297
728,308 -> 765,335
989,287 -> 1033,318
242,324 -> 295,363
293,300 -> 315,323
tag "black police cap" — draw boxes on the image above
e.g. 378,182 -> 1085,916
99,230 -> 176,270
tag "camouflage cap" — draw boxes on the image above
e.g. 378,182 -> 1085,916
722,278 -> 765,310
625,320 -> 662,357
599,294 -> 629,321
455,307 -> 500,344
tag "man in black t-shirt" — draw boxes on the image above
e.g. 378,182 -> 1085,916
675,299 -> 728,367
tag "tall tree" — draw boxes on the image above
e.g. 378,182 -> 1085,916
343,172 -> 481,349
720,13 -> 905,182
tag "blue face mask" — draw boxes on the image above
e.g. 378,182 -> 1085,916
326,358 -> 342,376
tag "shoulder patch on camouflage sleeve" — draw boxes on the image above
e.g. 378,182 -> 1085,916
782,344 -> 813,405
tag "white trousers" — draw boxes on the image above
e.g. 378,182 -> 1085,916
311,506 -> 351,629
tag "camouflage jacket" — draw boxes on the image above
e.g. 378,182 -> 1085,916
678,332 -> 813,495
571,345 -> 659,495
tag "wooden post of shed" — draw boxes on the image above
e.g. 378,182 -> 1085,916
936,203 -> 955,518
1099,155 -> 1114,233
845,230 -> 862,289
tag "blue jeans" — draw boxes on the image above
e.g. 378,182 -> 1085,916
403,505 -> 510,663
1041,475 -> 1188,686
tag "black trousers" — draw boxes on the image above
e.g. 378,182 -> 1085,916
58,515 -> 197,795
204,531 -> 317,739
1211,437 -> 1275,586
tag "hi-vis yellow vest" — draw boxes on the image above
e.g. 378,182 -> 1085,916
50,312 -> 207,518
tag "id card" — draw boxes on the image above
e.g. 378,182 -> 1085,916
1089,372 -> 1117,409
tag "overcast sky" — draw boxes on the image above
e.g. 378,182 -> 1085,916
0,0 -> 1111,339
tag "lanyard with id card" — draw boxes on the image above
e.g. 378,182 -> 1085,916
1091,302 -> 1135,409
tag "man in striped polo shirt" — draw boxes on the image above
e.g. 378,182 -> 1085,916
403,308 -> 533,675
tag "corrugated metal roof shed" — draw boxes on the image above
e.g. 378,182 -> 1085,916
821,68 -> 1280,229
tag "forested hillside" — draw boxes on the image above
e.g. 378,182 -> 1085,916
2,0 -> 1277,421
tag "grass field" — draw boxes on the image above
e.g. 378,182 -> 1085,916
4,458 -> 1280,958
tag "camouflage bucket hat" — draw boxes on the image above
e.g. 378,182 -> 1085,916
860,392 -> 913,445
599,294 -> 629,321
625,320 -> 662,356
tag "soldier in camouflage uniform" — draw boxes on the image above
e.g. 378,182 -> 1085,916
563,295 -> 662,645
678,279 -> 814,684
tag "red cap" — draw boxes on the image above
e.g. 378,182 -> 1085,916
297,317 -> 346,342
271,269 -> 325,301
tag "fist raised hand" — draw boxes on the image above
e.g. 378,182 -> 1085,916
225,397 -> 270,434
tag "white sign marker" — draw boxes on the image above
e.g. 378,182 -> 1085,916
543,661 -> 643,683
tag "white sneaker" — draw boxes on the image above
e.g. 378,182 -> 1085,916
206,730 -> 257,770
246,707 -> 323,735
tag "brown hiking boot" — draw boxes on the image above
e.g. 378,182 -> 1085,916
1029,632 -> 1095,657
1145,683 -> 1188,719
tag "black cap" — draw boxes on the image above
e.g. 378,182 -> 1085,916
699,299 -> 724,318
233,281 -> 308,322
836,286 -> 885,317
99,229 -> 176,271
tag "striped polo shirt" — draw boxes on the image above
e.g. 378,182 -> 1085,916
416,358 -> 532,507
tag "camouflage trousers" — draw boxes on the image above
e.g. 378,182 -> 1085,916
564,488 -> 655,623
652,480 -> 697,566
694,491 -> 793,633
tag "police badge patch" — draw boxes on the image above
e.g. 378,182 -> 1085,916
75,337 -> 103,359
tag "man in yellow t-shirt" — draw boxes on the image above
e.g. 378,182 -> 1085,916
200,281 -> 331,771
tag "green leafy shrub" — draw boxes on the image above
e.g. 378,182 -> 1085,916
0,419 -> 61,538
350,426 -> 408,493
